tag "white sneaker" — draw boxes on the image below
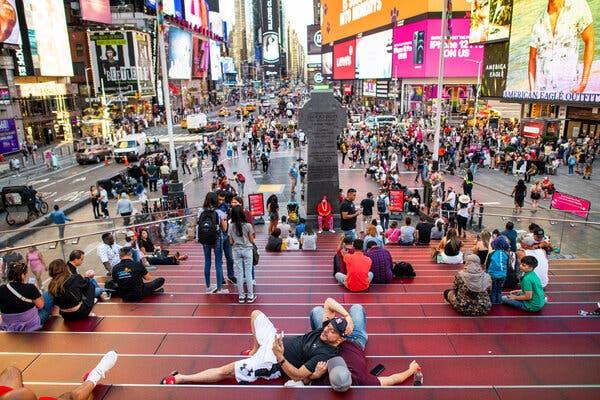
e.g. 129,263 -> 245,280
318,230 -> 323,234
206,285 -> 218,293
215,288 -> 230,294
85,350 -> 118,385
330,230 -> 335,233
284,380 -> 305,387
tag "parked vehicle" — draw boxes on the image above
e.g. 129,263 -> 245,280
75,144 -> 113,164
185,113 -> 208,132
1,186 -> 49,225
114,133 -> 147,162
203,121 -> 222,132
217,107 -> 231,117
364,115 -> 398,129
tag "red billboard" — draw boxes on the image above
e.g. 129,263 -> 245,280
389,190 -> 405,213
333,39 -> 356,80
521,120 -> 545,139
248,193 -> 265,217
551,192 -> 591,219
80,0 -> 112,24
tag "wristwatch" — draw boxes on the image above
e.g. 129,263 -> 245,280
278,358 -> 286,365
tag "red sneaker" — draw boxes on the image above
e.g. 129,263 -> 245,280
160,371 -> 179,385
240,349 -> 253,356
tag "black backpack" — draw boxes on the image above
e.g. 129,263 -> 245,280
197,210 -> 220,245
393,262 -> 416,278
377,197 -> 387,213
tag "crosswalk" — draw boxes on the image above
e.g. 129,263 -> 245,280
155,133 -> 206,143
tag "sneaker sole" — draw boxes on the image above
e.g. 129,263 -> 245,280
247,296 -> 257,303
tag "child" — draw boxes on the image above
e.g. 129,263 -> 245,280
295,217 -> 306,238
502,256 -> 545,312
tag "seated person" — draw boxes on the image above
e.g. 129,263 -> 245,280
48,259 -> 96,321
277,216 -> 292,239
0,351 -> 117,400
443,254 -> 492,316
362,225 -> 384,251
520,227 -> 553,254
335,239 -> 373,292
137,229 -> 184,265
112,247 -> 165,302
161,300 -> 350,385
295,218 -> 306,238
334,236 -> 354,276
286,234 -> 301,250
67,250 -> 110,301
502,256 -> 546,312
0,262 -> 53,332
365,241 -> 393,284
415,215 -> 434,245
399,217 -> 416,245
265,228 -> 283,252
429,220 -> 445,240
300,225 -> 317,251
317,196 -> 335,233
384,221 -> 401,244
435,228 -> 464,264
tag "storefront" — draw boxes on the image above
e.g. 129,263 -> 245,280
400,80 -> 477,116
565,107 -> 600,140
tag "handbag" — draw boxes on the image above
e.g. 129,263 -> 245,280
252,243 -> 260,266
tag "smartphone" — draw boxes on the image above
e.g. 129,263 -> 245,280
370,364 -> 385,376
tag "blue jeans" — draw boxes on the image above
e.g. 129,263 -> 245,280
491,278 -> 505,304
90,278 -> 105,298
38,291 -> 54,324
502,295 -> 529,310
568,164 -> 574,175
233,246 -> 254,298
343,229 -> 356,241
470,163 -> 478,176
310,304 -> 368,350
222,235 -> 235,281
379,213 -> 390,231
203,238 -> 224,289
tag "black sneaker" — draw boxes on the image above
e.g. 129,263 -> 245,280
247,294 -> 257,303
227,276 -> 237,284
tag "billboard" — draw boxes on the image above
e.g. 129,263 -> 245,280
185,0 -> 208,28
322,51 -> 333,76
392,18 -> 484,78
481,41 -> 509,98
192,36 -> 209,78
0,0 -> 21,45
504,0 -> 600,105
168,27 -> 193,80
89,31 -> 155,95
363,80 -> 376,97
306,24 -> 322,55
261,0 -> 280,78
80,0 -> 112,24
551,191 -> 591,219
0,119 -> 18,155
333,38 -> 355,80
210,40 -> 222,81
356,29 -> 392,79
469,0 -> 512,44
146,0 -> 184,18
31,0 -> 73,76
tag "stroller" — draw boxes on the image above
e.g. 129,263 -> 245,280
287,201 -> 299,224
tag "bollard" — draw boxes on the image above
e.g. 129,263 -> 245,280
478,203 -> 484,231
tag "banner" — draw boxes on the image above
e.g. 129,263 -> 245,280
505,0 -> 600,105
481,41 -> 508,98
0,119 -> 19,155
80,0 -> 112,24
306,24 -> 321,55
333,38 -> 356,80
551,191 -> 591,219
210,40 -> 222,81
392,18 -> 484,79
363,80 -> 376,97
0,0 -> 21,45
248,193 -> 265,217
133,32 -> 156,96
192,36 -> 210,78
168,27 -> 193,80
356,29 -> 393,79
469,0 -> 512,44
322,51 -> 333,76
185,0 -> 208,28
31,0 -> 73,76
0,88 -> 10,105
389,189 -> 405,213
147,0 -> 184,18
261,0 -> 281,78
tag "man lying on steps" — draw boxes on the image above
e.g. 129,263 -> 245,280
160,298 -> 353,385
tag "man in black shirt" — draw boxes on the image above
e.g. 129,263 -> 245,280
160,299 -> 353,385
112,247 -> 164,302
340,188 -> 360,240
359,192 -> 375,234
415,215 -> 434,245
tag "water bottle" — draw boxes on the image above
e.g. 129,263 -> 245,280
413,367 -> 423,386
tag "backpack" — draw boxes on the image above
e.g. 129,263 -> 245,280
393,262 -> 416,278
237,173 -> 246,183
487,250 -> 508,279
377,197 -> 387,214
568,156 -> 576,166
197,210 -> 220,245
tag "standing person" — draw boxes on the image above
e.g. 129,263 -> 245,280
160,163 -> 171,181
511,179 -> 527,214
583,153 -> 594,180
376,190 -> 390,231
260,151 -> 270,172
266,194 -> 279,234
501,221 -> 518,253
567,153 -> 577,175
359,192 -> 375,234
530,181 -> 542,211
116,192 -> 134,226
340,189 -> 360,240
340,141 -> 348,165
197,192 -> 229,294
462,170 -> 474,199
180,151 -> 191,175
48,205 -> 72,243
229,205 -> 256,303
25,246 -> 46,289
90,185 -> 101,219
487,235 -> 510,305
99,184 -> 110,219
233,171 -> 246,196
456,195 -> 472,239
189,153 -> 200,180
289,162 -> 299,194
147,162 -> 159,191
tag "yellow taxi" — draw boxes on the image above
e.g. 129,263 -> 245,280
181,118 -> 187,129
217,107 -> 230,117
235,107 -> 249,117
244,103 -> 257,113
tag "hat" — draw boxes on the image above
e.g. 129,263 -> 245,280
126,231 -> 136,238
492,235 -> 510,251
327,356 -> 352,392
458,194 -> 471,204
534,228 -> 545,237
328,317 -> 348,338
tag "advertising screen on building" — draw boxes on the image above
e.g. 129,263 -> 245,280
210,40 -> 222,81
261,0 -> 280,78
392,18 -> 483,79
322,51 -> 333,76
504,0 -> 600,105
89,31 -> 155,95
167,27 -> 192,80
80,0 -> 112,24
185,0 -> 208,28
469,0 -> 512,44
333,38 -> 356,80
192,36 -> 209,78
307,24 -> 321,55
356,29 -> 392,79
363,80 -> 376,96
0,119 -> 19,155
481,41 -> 509,98
0,0 -> 21,45
30,0 -> 73,76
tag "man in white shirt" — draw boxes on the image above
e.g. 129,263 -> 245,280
276,216 -> 292,239
99,185 -> 110,219
97,232 -> 122,275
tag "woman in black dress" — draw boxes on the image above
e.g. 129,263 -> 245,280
511,179 -> 527,214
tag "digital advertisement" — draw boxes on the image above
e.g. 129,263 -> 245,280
261,0 -> 281,78
0,119 -> 19,155
210,39 -> 222,81
306,24 -> 321,55
504,0 -> 600,105
184,0 -> 209,28
322,51 -> 333,76
146,0 -> 184,18
133,32 -> 156,96
481,41 -> 509,98
168,27 -> 193,80
392,18 -> 484,78
0,0 -> 21,45
363,80 -> 377,97
469,0 -> 512,44
31,0 -> 73,76
80,0 -> 112,24
355,29 -> 393,79
333,38 -> 356,80
192,36 -> 209,78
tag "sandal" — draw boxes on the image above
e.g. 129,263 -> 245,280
160,371 -> 179,385
240,349 -> 253,356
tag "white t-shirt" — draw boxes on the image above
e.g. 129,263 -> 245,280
525,249 -> 549,288
301,233 -> 317,250
446,192 -> 457,208
277,223 -> 292,238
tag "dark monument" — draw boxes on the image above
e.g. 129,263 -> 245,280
298,90 -> 347,219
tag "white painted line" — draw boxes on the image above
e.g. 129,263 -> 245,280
90,314 -> 588,319
5,331 -> 598,336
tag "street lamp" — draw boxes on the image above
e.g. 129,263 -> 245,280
84,67 -> 93,107
464,59 -> 482,135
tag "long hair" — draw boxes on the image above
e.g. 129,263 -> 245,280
446,228 -> 462,251
480,230 -> 491,249
7,262 -> 28,283
203,192 -> 219,209
230,205 -> 247,237
48,259 -> 70,297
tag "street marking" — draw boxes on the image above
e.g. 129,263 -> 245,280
257,184 -> 284,194
54,190 -> 89,203
72,177 -> 87,183
30,178 -> 50,185
37,163 -> 105,190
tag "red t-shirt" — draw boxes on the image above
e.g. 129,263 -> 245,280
343,252 -> 372,291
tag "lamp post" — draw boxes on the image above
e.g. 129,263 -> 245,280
464,59 -> 482,136
84,67 -> 93,107
432,0 -> 448,170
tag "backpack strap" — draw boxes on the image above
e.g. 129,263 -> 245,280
6,283 -> 34,303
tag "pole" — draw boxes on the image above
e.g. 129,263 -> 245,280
473,61 -> 481,136
432,0 -> 448,168
85,68 -> 91,108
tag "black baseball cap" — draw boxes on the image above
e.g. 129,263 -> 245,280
328,317 -> 348,338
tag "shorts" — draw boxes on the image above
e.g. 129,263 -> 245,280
234,313 -> 281,383
0,386 -> 58,400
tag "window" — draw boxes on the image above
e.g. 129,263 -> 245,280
75,44 -> 84,57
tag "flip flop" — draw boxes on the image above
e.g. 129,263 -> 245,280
160,371 -> 179,385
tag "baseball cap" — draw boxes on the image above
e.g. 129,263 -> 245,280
126,231 -> 136,238
327,356 -> 352,392
534,228 -> 545,237
328,317 -> 348,338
